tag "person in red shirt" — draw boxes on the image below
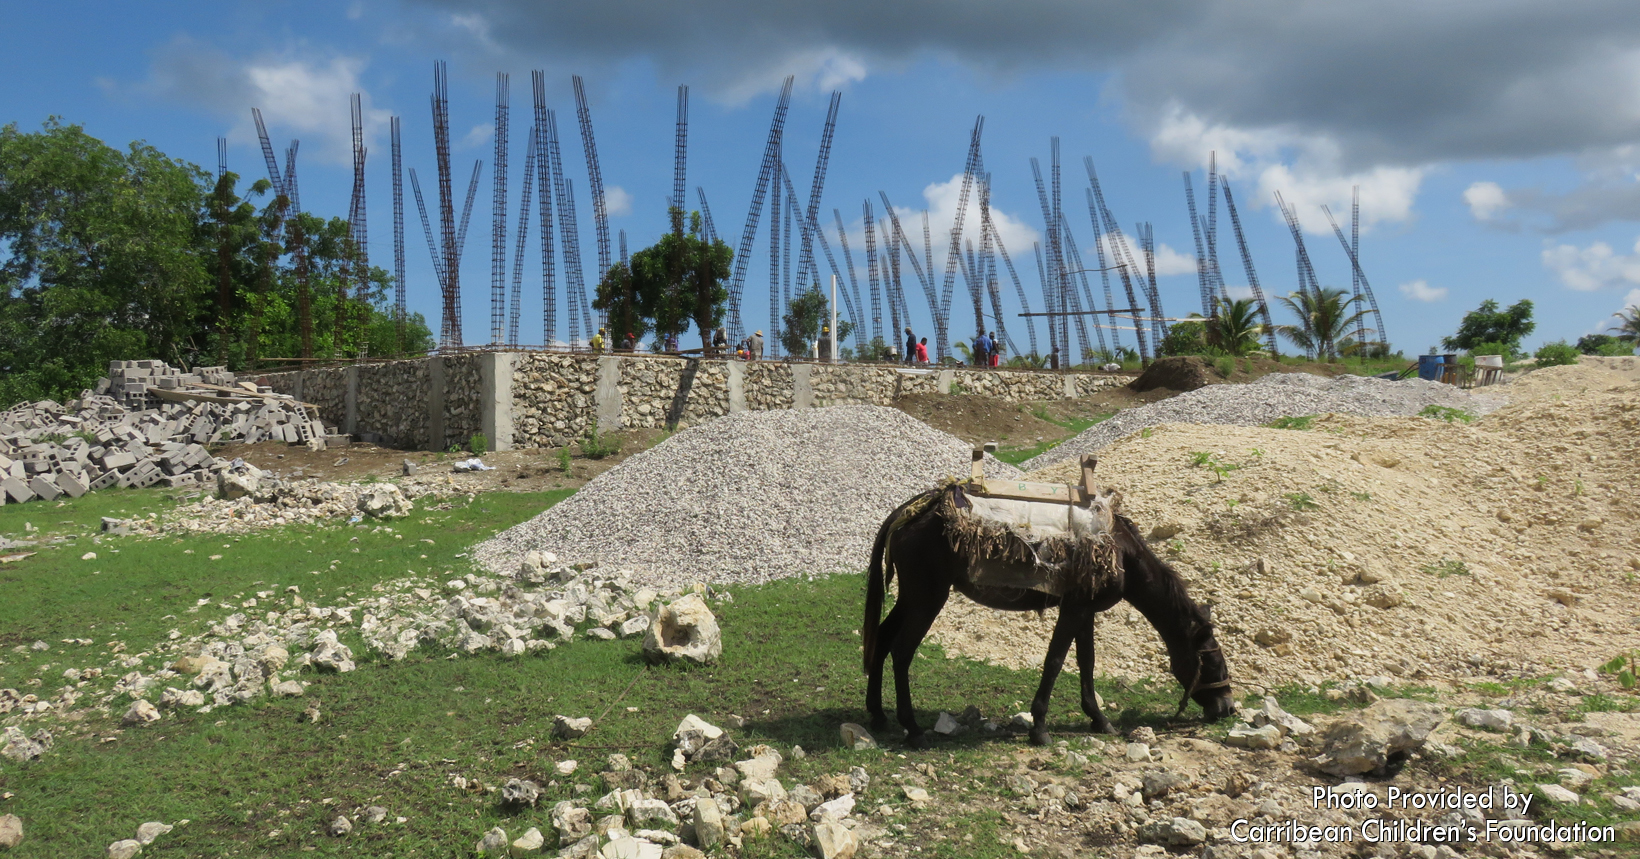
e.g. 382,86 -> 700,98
915,337 -> 930,363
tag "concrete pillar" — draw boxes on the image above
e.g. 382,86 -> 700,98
595,355 -> 623,432
792,364 -> 813,409
481,352 -> 515,451
343,366 -> 359,436
936,368 -> 956,395
1063,374 -> 1078,399
726,360 -> 747,413
428,356 -> 446,451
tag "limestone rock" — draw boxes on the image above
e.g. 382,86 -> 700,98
106,840 -> 142,859
1251,697 -> 1314,736
1225,724 -> 1282,750
357,484 -> 412,518
642,595 -> 721,665
1138,817 -> 1207,846
511,827 -> 544,857
135,822 -> 172,845
502,778 -> 542,808
0,814 -> 22,849
1456,708 -> 1512,731
270,680 -> 304,697
310,630 -> 355,673
476,826 -> 510,855
553,715 -> 593,739
692,798 -> 724,849
812,821 -> 859,859
328,815 -> 352,837
1314,699 -> 1445,775
122,699 -> 161,726
1536,783 -> 1581,805
838,723 -> 876,750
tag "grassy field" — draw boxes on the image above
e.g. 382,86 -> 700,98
0,487 -> 1205,858
993,410 -> 1113,466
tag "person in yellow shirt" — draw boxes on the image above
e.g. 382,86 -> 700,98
589,328 -> 606,353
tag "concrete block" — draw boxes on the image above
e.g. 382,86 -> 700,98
57,472 -> 88,498
2,478 -> 33,504
88,469 -> 120,491
102,451 -> 137,470
29,475 -> 61,501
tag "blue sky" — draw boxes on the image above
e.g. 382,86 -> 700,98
8,0 -> 1640,356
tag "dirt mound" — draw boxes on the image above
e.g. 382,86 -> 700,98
1128,355 -> 1214,392
927,375 -> 1640,693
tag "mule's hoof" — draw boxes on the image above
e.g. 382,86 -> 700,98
904,732 -> 931,750
1089,719 -> 1114,735
869,714 -> 889,733
1028,729 -> 1050,747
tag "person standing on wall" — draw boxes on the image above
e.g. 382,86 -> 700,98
915,337 -> 930,364
973,331 -> 992,368
750,330 -> 764,361
904,327 -> 916,366
589,328 -> 606,353
712,327 -> 728,357
819,326 -> 833,362
989,332 -> 1002,367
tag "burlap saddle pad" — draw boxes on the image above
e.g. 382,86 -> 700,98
940,484 -> 1120,597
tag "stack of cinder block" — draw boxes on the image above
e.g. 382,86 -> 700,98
0,361 -> 332,506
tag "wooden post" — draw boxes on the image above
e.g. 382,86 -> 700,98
971,447 -> 984,483
1080,454 -> 1098,501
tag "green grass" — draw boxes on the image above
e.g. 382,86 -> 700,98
1265,415 -> 1316,431
1284,492 -> 1319,512
993,411 -> 1113,465
0,487 -> 571,692
0,489 -> 1209,857
1420,558 -> 1471,578
1418,405 -> 1476,423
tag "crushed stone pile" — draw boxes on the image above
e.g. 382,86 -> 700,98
1022,372 -> 1505,471
474,405 -> 1023,588
930,362 -> 1640,693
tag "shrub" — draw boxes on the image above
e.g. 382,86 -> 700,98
557,447 -> 572,472
1159,319 -> 1206,356
1532,340 -> 1579,367
1215,356 -> 1235,378
1418,405 -> 1475,423
579,429 -> 620,459
468,433 -> 489,455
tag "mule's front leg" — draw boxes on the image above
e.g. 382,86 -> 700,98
1028,607 -> 1081,746
890,590 -> 948,749
1072,605 -> 1113,734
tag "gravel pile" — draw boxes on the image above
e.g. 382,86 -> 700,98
473,405 -> 1022,587
1023,373 -> 1505,471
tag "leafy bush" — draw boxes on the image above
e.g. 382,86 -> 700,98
1265,415 -> 1316,431
557,447 -> 572,472
1598,652 -> 1637,690
1215,356 -> 1235,378
1159,319 -> 1206,356
468,433 -> 489,455
1420,558 -> 1471,578
1418,405 -> 1475,423
579,429 -> 620,459
1285,492 -> 1319,511
1533,340 -> 1579,367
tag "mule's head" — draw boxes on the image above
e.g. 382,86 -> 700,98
1170,604 -> 1235,721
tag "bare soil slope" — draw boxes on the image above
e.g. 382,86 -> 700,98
929,358 -> 1640,693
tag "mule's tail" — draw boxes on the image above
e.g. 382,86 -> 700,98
862,489 -> 937,674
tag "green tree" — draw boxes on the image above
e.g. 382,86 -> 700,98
1275,288 -> 1371,360
1441,298 -> 1534,353
1203,297 -> 1265,356
1158,318 -> 1206,356
780,286 -> 853,357
0,119 -> 211,403
595,210 -> 732,349
1611,304 -> 1640,346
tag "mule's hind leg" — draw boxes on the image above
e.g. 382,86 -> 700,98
866,605 -> 905,732
1028,605 -> 1082,746
1071,603 -> 1114,734
889,586 -> 948,749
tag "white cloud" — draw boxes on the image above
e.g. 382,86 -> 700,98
141,38 -> 389,165
459,122 -> 493,151
1144,104 -> 1426,235
1151,242 -> 1198,276
1464,181 -> 1509,221
1541,237 -> 1640,291
602,185 -> 633,218
1398,279 -> 1448,302
909,173 -> 1040,272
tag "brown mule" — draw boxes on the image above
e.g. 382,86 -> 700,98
862,488 -> 1234,748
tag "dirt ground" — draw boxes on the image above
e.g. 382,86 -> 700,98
890,387 -> 1177,449
927,357 -> 1640,695
214,428 -> 669,494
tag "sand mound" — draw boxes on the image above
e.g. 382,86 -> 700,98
928,375 -> 1640,692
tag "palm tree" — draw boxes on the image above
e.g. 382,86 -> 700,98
1204,297 -> 1265,356
1275,287 -> 1372,360
1613,304 -> 1640,345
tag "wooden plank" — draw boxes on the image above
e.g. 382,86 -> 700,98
969,479 -> 1083,504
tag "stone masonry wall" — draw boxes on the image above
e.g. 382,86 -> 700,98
262,352 -> 1129,451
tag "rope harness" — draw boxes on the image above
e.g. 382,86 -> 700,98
1174,640 -> 1232,717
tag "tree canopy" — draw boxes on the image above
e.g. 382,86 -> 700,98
593,210 -> 732,349
0,119 -> 431,404
1441,298 -> 1534,353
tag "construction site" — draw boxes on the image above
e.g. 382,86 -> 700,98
3,56 -> 1639,859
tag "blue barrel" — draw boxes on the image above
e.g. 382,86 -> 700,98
1417,354 -> 1444,381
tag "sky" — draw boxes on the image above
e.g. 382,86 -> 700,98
8,0 -> 1640,357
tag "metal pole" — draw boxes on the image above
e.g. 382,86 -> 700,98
831,274 -> 839,363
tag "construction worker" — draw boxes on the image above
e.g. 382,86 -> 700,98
915,337 -> 930,364
903,327 -> 916,365
749,330 -> 764,360
973,331 -> 992,368
589,328 -> 606,353
712,327 -> 728,356
989,332 -> 1002,367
